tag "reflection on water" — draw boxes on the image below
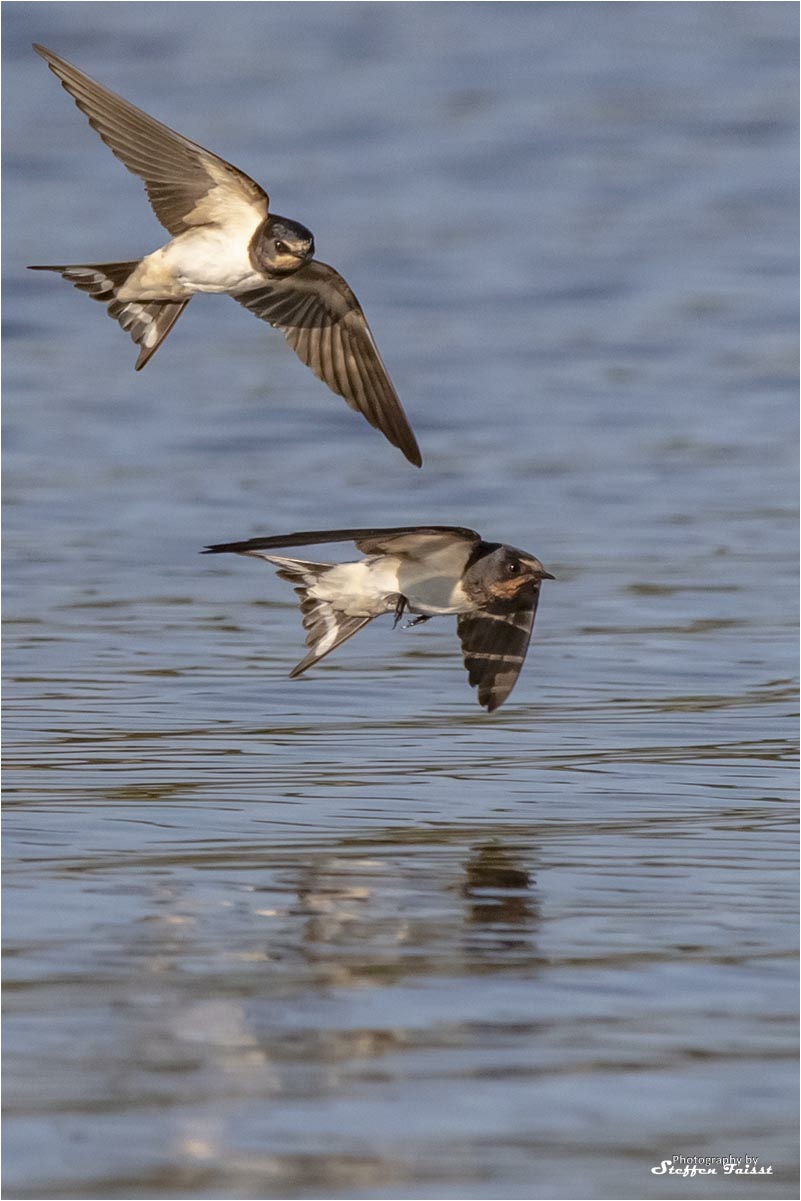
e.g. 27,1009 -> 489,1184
3,1 -> 798,1199
462,843 -> 538,941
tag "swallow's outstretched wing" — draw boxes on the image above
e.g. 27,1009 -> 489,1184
34,44 -> 268,235
233,263 -> 421,466
457,582 -> 542,712
203,526 -> 480,558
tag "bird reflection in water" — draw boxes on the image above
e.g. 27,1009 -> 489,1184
461,843 -> 540,961
289,840 -> 541,981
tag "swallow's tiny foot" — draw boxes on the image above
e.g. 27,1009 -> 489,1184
403,615 -> 431,629
392,595 -> 408,629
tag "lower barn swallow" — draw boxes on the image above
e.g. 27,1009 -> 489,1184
29,45 -> 420,466
203,526 -> 554,711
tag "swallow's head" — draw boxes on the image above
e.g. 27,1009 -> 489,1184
468,543 -> 555,602
253,215 -> 316,274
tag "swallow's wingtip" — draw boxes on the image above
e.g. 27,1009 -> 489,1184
397,435 -> 422,467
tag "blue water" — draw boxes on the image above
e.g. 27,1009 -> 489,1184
3,3 -> 798,1198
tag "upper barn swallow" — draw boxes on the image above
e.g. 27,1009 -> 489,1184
29,45 -> 421,466
203,526 -> 554,711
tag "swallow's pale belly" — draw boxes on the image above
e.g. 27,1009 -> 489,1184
313,557 -> 472,618
118,223 -> 264,301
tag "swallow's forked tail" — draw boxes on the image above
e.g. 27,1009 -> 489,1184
262,554 -> 374,678
28,261 -> 189,370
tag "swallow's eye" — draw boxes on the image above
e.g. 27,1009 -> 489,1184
506,560 -> 520,575
274,240 -> 288,255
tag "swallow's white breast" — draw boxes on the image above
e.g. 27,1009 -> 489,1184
122,215 -> 265,300
312,559 -> 399,618
314,553 -> 471,618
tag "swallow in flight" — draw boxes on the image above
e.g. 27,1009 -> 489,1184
29,45 -> 421,466
203,526 -> 554,710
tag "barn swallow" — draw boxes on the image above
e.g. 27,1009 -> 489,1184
203,526 -> 554,711
28,45 -> 421,466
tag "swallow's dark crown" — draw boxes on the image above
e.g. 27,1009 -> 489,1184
267,214 -> 315,248
466,539 -> 534,571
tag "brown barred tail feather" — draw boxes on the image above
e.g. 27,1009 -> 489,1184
265,555 -> 374,678
28,262 -> 189,368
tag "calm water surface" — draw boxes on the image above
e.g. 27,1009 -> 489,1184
3,3 -> 798,1199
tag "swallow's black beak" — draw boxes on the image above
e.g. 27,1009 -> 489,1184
540,570 -> 556,581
